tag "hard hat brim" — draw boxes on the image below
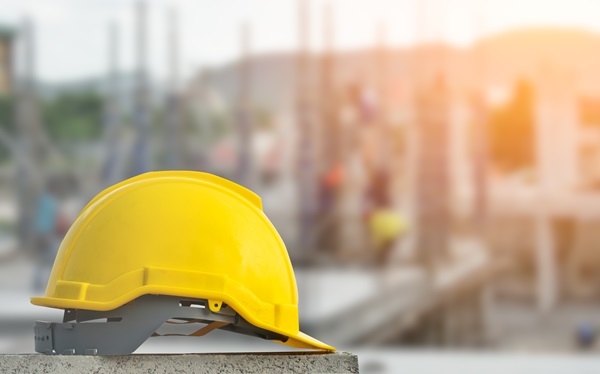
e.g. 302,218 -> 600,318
282,331 -> 335,351
32,292 -> 335,352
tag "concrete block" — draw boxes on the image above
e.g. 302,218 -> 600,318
0,352 -> 359,373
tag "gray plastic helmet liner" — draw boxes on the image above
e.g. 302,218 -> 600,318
34,294 -> 288,355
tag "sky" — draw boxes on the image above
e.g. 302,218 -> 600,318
1,0 -> 600,82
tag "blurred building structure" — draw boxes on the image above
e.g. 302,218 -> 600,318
487,64 -> 600,312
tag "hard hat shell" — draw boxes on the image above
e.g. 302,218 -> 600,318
31,171 -> 333,351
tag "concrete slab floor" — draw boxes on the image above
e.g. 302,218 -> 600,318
0,352 -> 359,374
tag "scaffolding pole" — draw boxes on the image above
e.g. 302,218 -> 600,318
296,0 -> 317,259
375,21 -> 392,198
236,22 -> 252,188
16,17 -> 43,253
315,2 -> 341,253
471,0 -> 489,232
413,0 -> 451,270
101,21 -> 122,187
131,0 -> 151,175
165,8 -> 183,170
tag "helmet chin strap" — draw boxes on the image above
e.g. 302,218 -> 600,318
34,295 -> 288,355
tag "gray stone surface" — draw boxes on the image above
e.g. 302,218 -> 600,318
0,352 -> 359,373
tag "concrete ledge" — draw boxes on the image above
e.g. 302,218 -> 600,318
0,352 -> 359,373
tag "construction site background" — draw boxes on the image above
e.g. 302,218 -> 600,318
2,0 -> 600,372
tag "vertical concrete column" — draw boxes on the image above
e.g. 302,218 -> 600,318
101,21 -> 122,187
132,0 -> 151,175
535,212 -> 557,312
533,65 -> 576,312
164,8 -> 183,171
295,0 -> 318,260
534,66 -> 578,193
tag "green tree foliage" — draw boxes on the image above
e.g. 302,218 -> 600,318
0,95 -> 14,162
489,80 -> 535,172
43,91 -> 103,142
0,95 -> 13,128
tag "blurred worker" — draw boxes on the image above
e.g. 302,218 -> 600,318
32,179 -> 60,291
316,162 -> 345,252
576,322 -> 596,349
363,169 -> 407,267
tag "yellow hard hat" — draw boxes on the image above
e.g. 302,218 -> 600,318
369,208 -> 407,248
31,171 -> 334,354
